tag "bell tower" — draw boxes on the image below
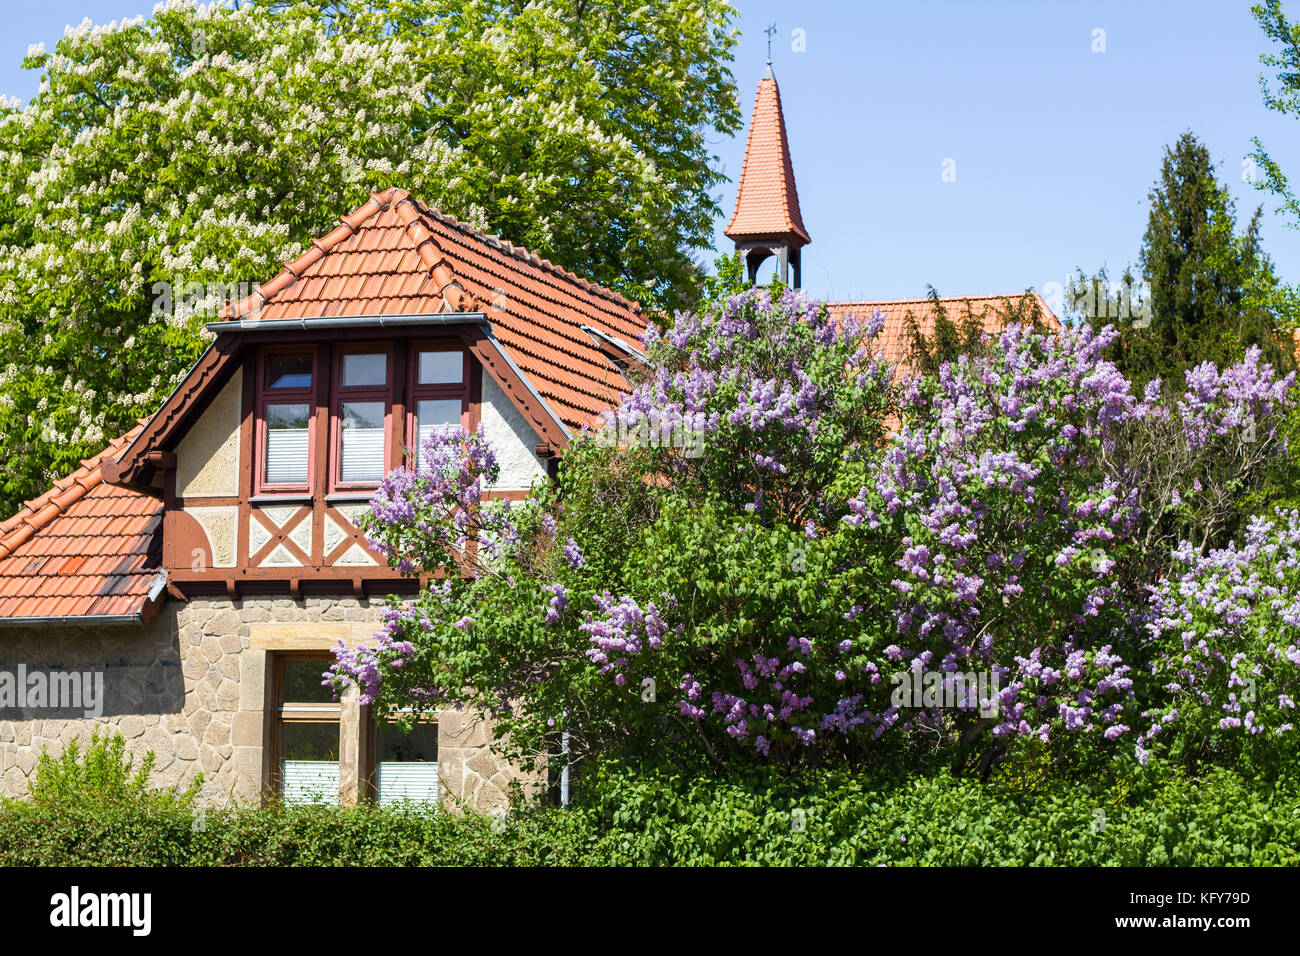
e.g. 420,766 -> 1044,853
724,39 -> 810,287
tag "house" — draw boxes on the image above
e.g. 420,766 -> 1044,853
0,63 -> 1055,810
0,187 -> 647,809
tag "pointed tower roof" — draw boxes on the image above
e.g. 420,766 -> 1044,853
725,66 -> 810,246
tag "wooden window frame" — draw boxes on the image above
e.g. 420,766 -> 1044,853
270,652 -> 342,801
362,707 -> 439,805
328,344 -> 395,494
406,343 -> 473,469
254,347 -> 319,496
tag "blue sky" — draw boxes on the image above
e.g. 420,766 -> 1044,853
4,1 -> 1297,306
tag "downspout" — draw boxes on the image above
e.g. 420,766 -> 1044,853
560,727 -> 570,808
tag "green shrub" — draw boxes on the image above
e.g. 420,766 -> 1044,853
571,760 -> 1300,866
1,752 -> 1295,866
23,729 -> 201,814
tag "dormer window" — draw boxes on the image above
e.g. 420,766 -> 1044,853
331,348 -> 392,491
410,345 -> 469,472
252,342 -> 470,498
257,350 -> 317,493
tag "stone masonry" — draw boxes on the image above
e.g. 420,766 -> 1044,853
0,595 -> 535,810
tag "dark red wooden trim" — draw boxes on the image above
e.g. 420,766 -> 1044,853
311,342 -> 331,568
170,566 -> 409,584
486,489 -> 531,501
238,359 -> 255,571
322,505 -> 378,567
249,506 -> 313,567
390,340 -> 408,472
468,350 -> 483,433
175,495 -> 242,507
458,325 -> 569,451
102,337 -> 241,492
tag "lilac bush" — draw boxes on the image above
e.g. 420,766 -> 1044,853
326,424 -> 546,710
335,286 -> 1297,776
833,323 -> 1148,762
1136,509 -> 1300,770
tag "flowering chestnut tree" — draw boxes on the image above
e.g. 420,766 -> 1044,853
0,0 -> 739,514
336,287 -> 1297,779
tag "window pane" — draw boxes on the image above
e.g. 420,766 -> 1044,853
282,720 -> 341,761
340,352 -> 387,388
265,403 -> 310,485
267,355 -> 313,390
377,721 -> 438,806
378,722 -> 438,762
281,720 -> 340,805
415,399 -> 462,471
418,350 -> 462,385
283,659 -> 335,704
340,401 -> 386,484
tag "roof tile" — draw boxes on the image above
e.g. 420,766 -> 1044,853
0,423 -> 161,621
825,293 -> 1061,368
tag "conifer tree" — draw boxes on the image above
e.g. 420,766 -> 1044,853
1091,133 -> 1292,389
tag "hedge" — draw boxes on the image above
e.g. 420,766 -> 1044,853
3,761 -> 1297,866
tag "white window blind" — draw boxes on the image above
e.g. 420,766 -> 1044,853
377,762 -> 439,806
281,761 -> 340,804
265,403 -> 310,485
340,401 -> 386,484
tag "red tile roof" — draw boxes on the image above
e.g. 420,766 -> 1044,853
825,293 -> 1061,367
725,68 -> 810,246
223,187 -> 648,434
0,182 -> 1059,623
0,424 -> 163,621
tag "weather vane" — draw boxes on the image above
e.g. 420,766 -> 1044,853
765,23 -> 777,64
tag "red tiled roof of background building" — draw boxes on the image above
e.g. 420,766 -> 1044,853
223,187 -> 648,434
0,423 -> 162,620
825,292 -> 1061,367
725,68 -> 810,245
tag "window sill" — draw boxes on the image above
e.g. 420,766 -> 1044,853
250,494 -> 314,504
326,492 -> 377,503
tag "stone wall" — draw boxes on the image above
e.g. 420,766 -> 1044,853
0,595 -> 535,811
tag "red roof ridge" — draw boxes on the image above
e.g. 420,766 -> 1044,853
0,423 -> 145,560
222,186 -> 642,321
824,292 -> 1049,307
